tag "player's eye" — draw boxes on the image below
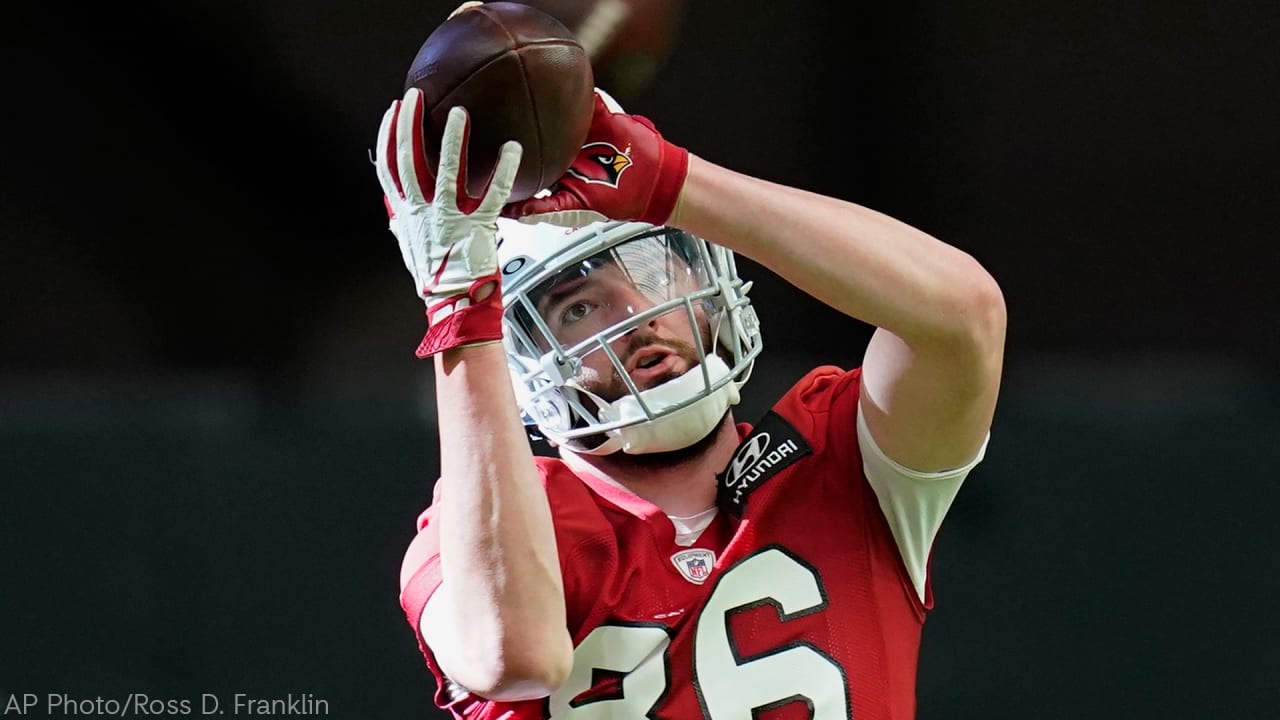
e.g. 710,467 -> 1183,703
560,300 -> 595,325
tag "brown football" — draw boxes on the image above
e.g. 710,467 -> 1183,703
404,2 -> 596,202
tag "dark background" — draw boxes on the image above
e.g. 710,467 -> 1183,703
3,1 -> 1278,718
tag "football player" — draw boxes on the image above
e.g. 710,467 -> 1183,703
375,82 -> 1005,719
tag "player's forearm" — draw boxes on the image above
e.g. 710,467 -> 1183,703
672,155 -> 1004,352
429,341 -> 573,697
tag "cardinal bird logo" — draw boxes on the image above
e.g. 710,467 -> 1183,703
567,142 -> 632,187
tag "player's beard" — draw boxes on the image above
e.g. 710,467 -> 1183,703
567,328 -> 729,461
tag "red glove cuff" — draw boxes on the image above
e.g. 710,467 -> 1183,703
641,142 -> 689,226
415,275 -> 504,358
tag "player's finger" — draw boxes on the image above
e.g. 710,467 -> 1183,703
436,106 -> 469,205
502,187 -> 600,227
374,100 -> 404,200
478,140 -> 523,217
394,89 -> 434,205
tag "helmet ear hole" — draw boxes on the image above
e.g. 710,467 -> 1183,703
507,357 -> 572,434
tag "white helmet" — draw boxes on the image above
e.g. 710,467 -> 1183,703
497,217 -> 762,455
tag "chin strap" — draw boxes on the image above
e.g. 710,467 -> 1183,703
574,355 -> 741,455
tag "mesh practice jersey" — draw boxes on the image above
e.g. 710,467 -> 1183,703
401,365 -> 977,720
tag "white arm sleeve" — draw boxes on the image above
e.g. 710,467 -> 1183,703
856,404 -> 989,603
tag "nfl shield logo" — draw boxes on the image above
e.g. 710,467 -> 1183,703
670,548 -> 716,585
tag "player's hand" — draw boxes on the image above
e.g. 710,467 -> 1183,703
502,88 -> 689,227
374,88 -> 522,357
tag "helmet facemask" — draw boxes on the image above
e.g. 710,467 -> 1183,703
500,221 -> 762,455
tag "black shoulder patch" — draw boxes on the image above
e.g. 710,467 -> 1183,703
716,410 -> 813,517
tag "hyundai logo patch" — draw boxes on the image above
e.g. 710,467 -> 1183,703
716,411 -> 812,515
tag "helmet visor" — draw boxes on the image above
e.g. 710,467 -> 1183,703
515,229 -> 718,355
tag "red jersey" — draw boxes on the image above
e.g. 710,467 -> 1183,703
401,366 -> 935,720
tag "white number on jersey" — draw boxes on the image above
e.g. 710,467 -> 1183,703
549,547 -> 851,719
548,625 -> 670,718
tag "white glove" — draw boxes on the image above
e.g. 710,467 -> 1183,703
373,88 -> 523,356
